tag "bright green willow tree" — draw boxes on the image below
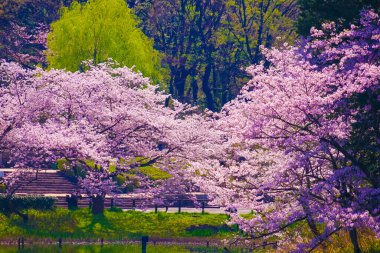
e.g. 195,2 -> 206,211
46,0 -> 161,82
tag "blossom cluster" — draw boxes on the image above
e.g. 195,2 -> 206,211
191,10 -> 380,251
0,60 -> 222,197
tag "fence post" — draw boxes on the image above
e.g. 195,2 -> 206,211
141,236 -> 149,253
66,195 -> 70,209
132,199 -> 136,210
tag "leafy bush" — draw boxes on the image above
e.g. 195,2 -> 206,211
0,184 -> 6,193
56,158 -> 87,182
108,206 -> 123,212
186,224 -> 237,237
115,173 -> 140,193
0,195 -> 56,212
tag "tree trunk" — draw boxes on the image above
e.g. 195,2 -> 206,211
191,78 -> 198,105
66,195 -> 78,210
349,228 -> 362,253
301,198 -> 328,252
202,63 -> 215,111
179,69 -> 188,100
173,68 -> 189,101
169,72 -> 175,95
91,195 -> 104,215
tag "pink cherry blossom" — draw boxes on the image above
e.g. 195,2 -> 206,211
191,9 -> 380,252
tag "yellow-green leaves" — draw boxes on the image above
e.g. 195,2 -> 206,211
47,0 -> 162,82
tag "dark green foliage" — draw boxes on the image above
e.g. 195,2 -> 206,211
56,158 -> 86,183
297,0 -> 380,36
0,184 -> 6,193
133,0 -> 298,111
186,224 -> 238,237
108,206 -> 123,212
346,91 -> 380,189
0,195 -> 55,212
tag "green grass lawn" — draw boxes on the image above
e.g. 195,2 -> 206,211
0,208 -> 236,240
0,244 -> 242,253
1,209 -> 379,253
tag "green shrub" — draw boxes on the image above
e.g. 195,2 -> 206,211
0,195 -> 56,212
56,158 -> 87,182
56,158 -> 70,170
115,174 -> 127,186
109,206 -> 123,212
0,184 -> 6,193
115,173 -> 140,193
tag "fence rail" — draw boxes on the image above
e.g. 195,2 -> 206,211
56,194 -> 220,212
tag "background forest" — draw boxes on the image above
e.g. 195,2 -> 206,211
1,0 -> 379,111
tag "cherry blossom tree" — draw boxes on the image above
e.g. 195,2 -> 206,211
0,59 -> 222,214
78,169 -> 118,214
191,9 -> 380,252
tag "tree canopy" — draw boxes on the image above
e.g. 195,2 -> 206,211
0,60 -> 220,213
297,0 -> 380,36
192,10 -> 380,252
46,0 -> 161,81
0,0 -> 75,68
133,0 -> 298,110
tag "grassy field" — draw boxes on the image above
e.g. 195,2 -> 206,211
0,208 -> 236,240
0,244 -> 244,253
0,208 -> 379,253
